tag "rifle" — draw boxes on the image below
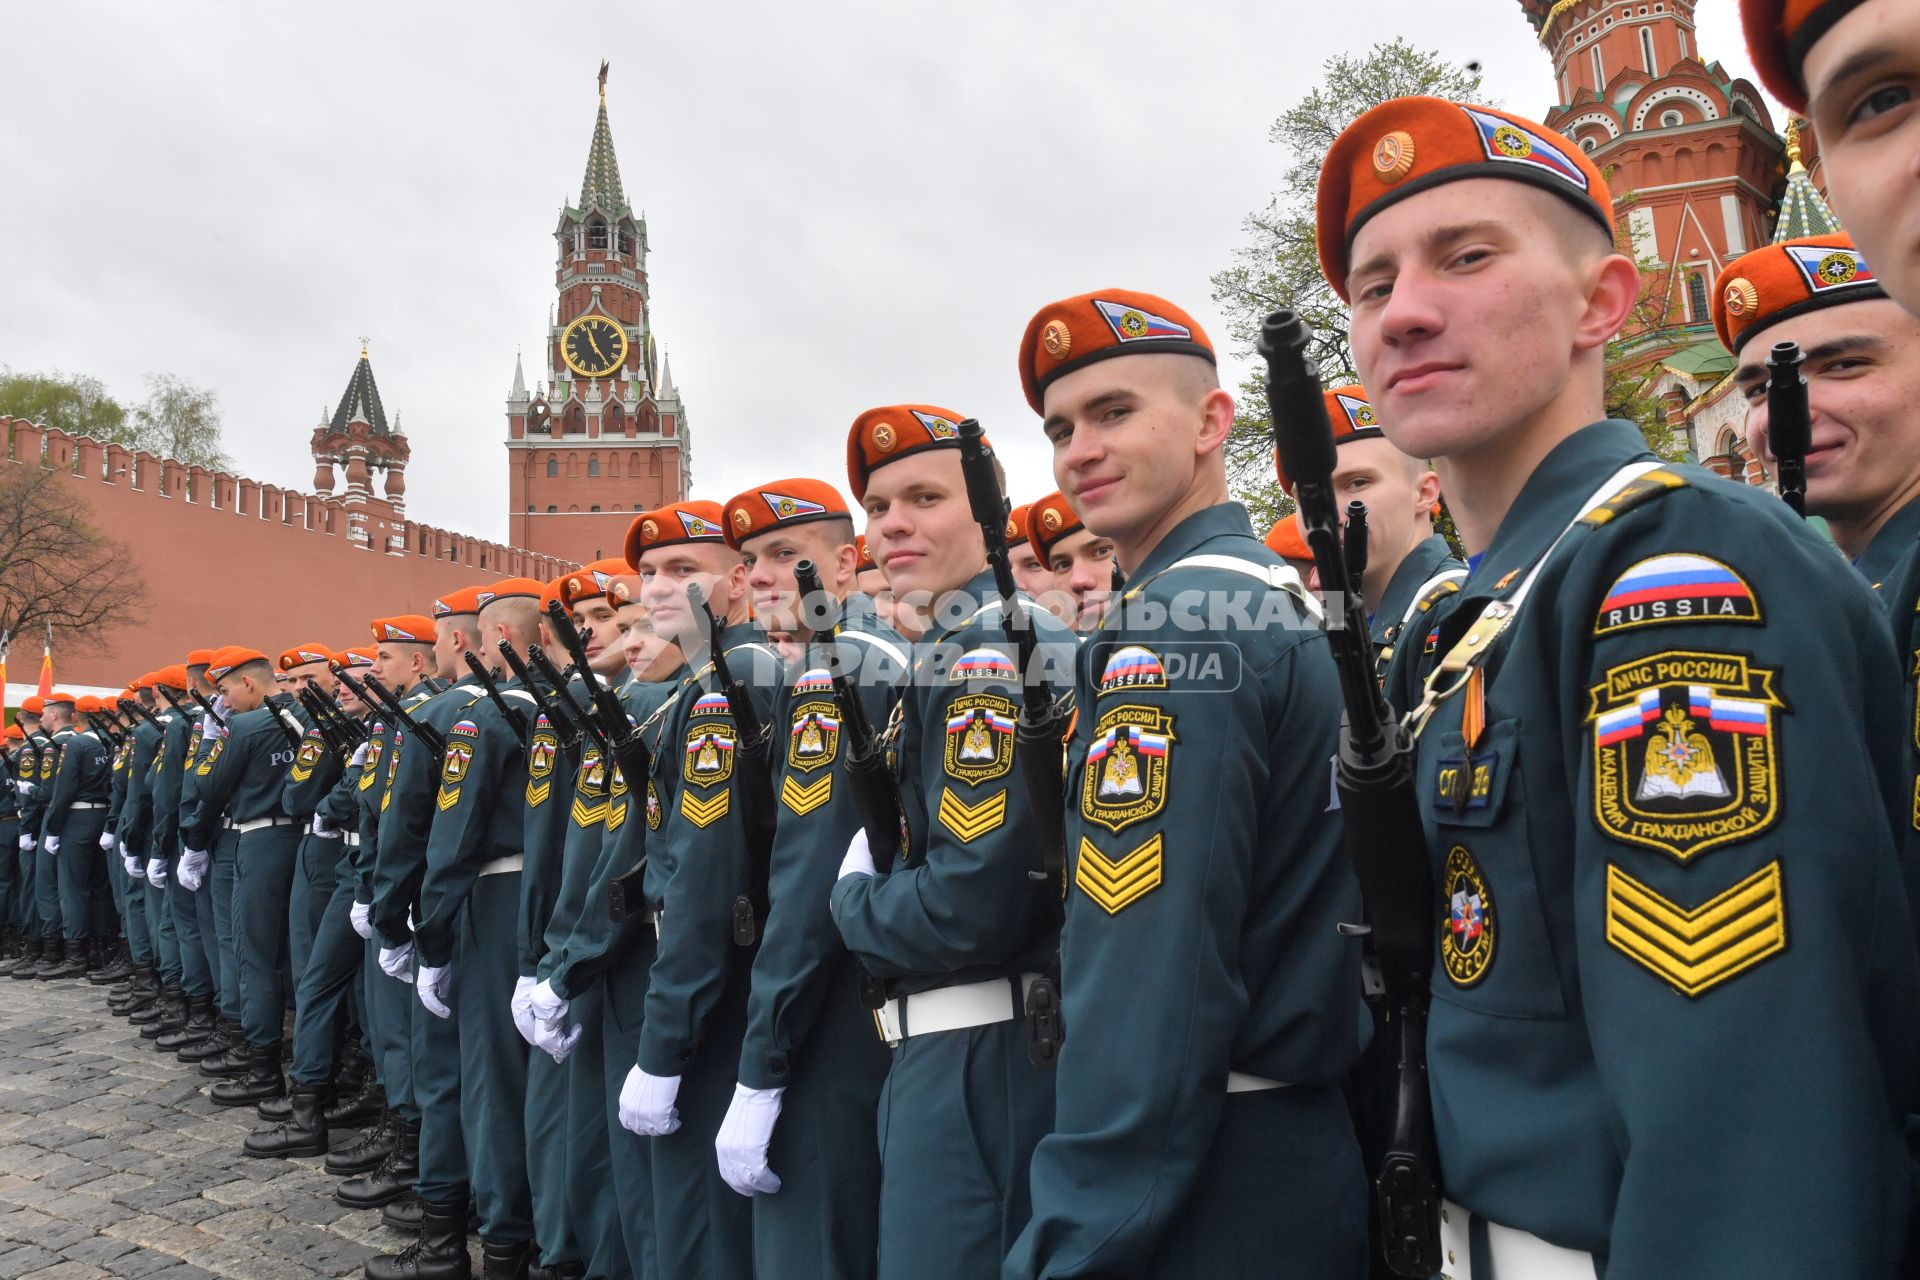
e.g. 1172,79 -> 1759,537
1766,340 -> 1810,518
522,643 -> 603,757
542,602 -> 652,795
188,689 -> 227,729
687,582 -> 777,946
300,683 -> 367,751
296,685 -> 350,759
462,651 -> 530,744
332,665 -> 446,758
955,417 -> 1068,1067
120,699 -> 165,734
1344,501 -> 1370,600
265,698 -> 306,751
1260,308 -> 1440,1278
497,640 -> 584,753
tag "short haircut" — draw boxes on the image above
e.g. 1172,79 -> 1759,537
480,595 -> 543,645
229,658 -> 275,684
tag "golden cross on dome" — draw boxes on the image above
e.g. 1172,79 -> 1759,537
598,61 -> 609,103
1784,117 -> 1805,171
358,335 -> 370,359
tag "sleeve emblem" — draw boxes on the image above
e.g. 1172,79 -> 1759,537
1079,704 -> 1174,835
525,725 -> 559,809
787,697 -> 841,774
571,748 -> 608,827
1606,860 -> 1786,996
1440,845 -> 1496,986
646,780 -> 663,830
680,787 -> 731,828
606,765 -> 629,832
291,737 -> 324,782
943,693 -> 1015,785
1095,644 -> 1166,696
1074,833 -> 1163,914
195,740 -> 224,776
950,648 -> 1018,684
436,741 -> 472,811
1594,554 -> 1761,636
1587,652 -> 1781,862
781,772 -> 833,816
684,726 -> 736,787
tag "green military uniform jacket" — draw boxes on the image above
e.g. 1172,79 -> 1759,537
1372,532 -> 1466,680
739,595 -> 908,1089
368,678 -> 465,946
19,731 -> 61,838
283,715 -> 345,821
636,621 -> 783,1079
148,710 -> 193,860
116,714 -> 167,859
43,726 -> 109,837
1410,420 -> 1918,1273
183,695 -> 300,848
829,567 -> 1075,997
1009,503 -> 1366,1276
518,703 -> 582,980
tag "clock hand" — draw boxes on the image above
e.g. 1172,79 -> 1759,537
588,330 -> 609,363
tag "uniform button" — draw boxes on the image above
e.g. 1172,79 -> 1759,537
769,1056 -> 787,1075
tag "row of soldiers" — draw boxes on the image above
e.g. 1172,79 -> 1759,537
4,8 -> 1920,1272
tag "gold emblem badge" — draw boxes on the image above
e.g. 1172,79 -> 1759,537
1004,515 -> 1020,541
1588,652 -> 1781,862
1723,277 -> 1757,317
641,519 -> 659,540
526,727 -> 559,808
685,725 -> 737,787
1080,704 -> 1174,835
1492,124 -> 1533,158
1440,845 -> 1495,986
1041,507 -> 1062,532
1041,318 -> 1072,360
646,780 -> 662,830
872,422 -> 897,453
567,577 -> 582,594
1817,251 -> 1859,285
732,509 -> 753,534
944,693 -> 1016,785
291,738 -> 323,782
787,699 -> 841,774
1371,130 -> 1415,181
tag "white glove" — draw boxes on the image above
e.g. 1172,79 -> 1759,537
13,779 -> 27,797
534,1015 -> 583,1065
416,963 -> 452,1019
837,827 -> 875,881
350,900 -> 373,940
528,978 -> 567,1025
44,835 -> 60,856
123,854 -> 142,881
511,976 -> 540,1047
311,813 -> 338,837
146,857 -> 168,886
618,1066 -> 682,1136
350,740 -> 370,768
100,832 -> 117,852
379,943 -> 414,983
178,847 -> 209,891
715,1083 -> 786,1196
201,712 -> 228,742
17,833 -> 31,852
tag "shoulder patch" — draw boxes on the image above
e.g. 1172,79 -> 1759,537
1080,704 -> 1174,835
437,739 -> 473,811
944,693 -> 1015,785
787,700 -> 840,774
1605,860 -> 1786,996
1096,644 -> 1166,696
450,718 -> 480,738
1595,554 -> 1761,636
525,723 -> 559,809
195,739 -> 224,776
1075,833 -> 1163,914
951,648 -> 1017,684
691,692 -> 732,717
1579,467 -> 1687,528
1440,845 -> 1495,986
646,779 -> 663,830
684,725 -> 736,787
291,738 -> 324,781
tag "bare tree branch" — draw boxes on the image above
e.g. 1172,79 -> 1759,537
0,465 -> 146,655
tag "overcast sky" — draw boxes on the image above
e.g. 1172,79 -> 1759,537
0,0 -> 1776,546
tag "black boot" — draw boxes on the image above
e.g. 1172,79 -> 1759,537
326,1108 -> 398,1176
90,938 -> 133,984
9,935 -> 44,979
480,1239 -> 529,1280
244,1082 -> 329,1157
257,1093 -> 294,1121
364,1196 -> 471,1280
197,1022 -> 251,1075
325,1075 -> 387,1129
0,926 -> 21,972
39,938 -> 88,980
380,1193 -> 423,1232
211,1041 -> 285,1107
157,994 -> 214,1052
336,1116 -> 419,1208
139,988 -> 188,1039
178,1013 -> 233,1062
527,1263 -> 584,1280
108,965 -> 158,1014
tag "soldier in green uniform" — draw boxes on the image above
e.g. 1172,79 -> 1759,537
1320,96 -> 1920,1274
21,692 -> 69,978
829,406 -> 1075,1280
714,477 -> 904,1278
0,725 -> 22,966
148,662 -> 222,1056
1022,491 -> 1115,633
112,677 -> 178,1033
95,695 -> 145,985
178,648 -> 248,1072
41,690 -> 109,980
400,578 -> 548,1279
278,645 -> 346,989
184,647 -> 305,1106
599,499 -> 773,1280
1003,290 -> 1369,1280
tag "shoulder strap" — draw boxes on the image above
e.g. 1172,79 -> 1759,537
1397,566 -> 1470,629
1165,553 -> 1325,623
841,628 -> 909,667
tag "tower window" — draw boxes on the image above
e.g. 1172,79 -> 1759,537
588,456 -> 601,477
1661,109 -> 1683,128
1641,27 -> 1657,74
547,456 -> 558,477
1686,272 -> 1709,322
526,504 -> 534,513
591,504 -> 601,513
547,505 -> 557,513
588,221 -> 608,250
617,229 -> 633,255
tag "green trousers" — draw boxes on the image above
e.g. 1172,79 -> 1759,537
602,936 -> 657,1280
454,871 -> 532,1241
231,824 -> 299,1047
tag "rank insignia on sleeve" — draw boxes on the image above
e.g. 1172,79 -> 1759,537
936,786 -> 1006,842
951,648 -> 1018,684
1594,555 -> 1761,636
291,738 -> 323,782
437,741 -> 473,812
571,749 -> 608,827
787,698 -> 841,774
1606,860 -> 1786,996
1587,652 -> 1781,862
1439,845 -> 1495,986
1095,644 -> 1166,695
1075,833 -> 1163,914
606,766 -> 629,832
781,772 -> 833,816
1079,704 -> 1173,835
684,726 -> 736,787
680,787 -> 730,828
525,724 -> 558,809
646,780 -> 663,831
943,693 -> 1016,785
196,739 -> 224,776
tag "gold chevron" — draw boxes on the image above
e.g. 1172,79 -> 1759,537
435,786 -> 460,813
605,798 -> 628,833
1075,834 -> 1163,915
1606,861 -> 1786,997
525,779 -> 552,809
781,773 -> 833,817
936,787 -> 1006,842
571,796 -> 609,829
680,788 -> 731,829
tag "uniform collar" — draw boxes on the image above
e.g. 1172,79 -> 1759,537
1128,502 -> 1259,582
1852,494 -> 1920,594
1464,420 -> 1652,592
1373,533 -> 1462,632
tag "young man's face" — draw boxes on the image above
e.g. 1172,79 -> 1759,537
615,601 -> 679,682
334,677 -> 367,716
860,451 -> 987,601
570,598 -> 625,675
1043,352 -> 1216,553
741,523 -> 853,644
1010,542 -> 1051,599
637,544 -> 744,650
1329,436 -> 1440,567
1805,1 -> 1920,319
431,620 -> 471,681
220,671 -> 269,714
1346,179 -> 1606,462
1046,527 -> 1118,631
283,661 -> 330,695
41,705 -> 71,733
373,642 -> 427,690
1734,298 -> 1920,527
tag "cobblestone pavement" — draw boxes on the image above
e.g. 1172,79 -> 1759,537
0,974 -> 405,1279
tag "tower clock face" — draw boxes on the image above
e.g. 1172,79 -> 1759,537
561,315 -> 629,379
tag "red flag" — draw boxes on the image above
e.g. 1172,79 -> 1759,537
36,630 -> 52,701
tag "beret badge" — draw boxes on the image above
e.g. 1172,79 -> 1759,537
872,422 -> 897,453
1041,508 -> 1063,532
1371,131 -> 1415,182
1041,319 -> 1072,359
641,519 -> 659,539
732,509 -> 753,534
1723,278 -> 1757,318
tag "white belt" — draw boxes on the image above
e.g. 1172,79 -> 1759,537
313,829 -> 344,841
1439,1200 -> 1598,1280
649,908 -> 664,940
875,974 -> 1040,1046
341,834 -> 361,849
478,853 -> 524,877
232,816 -> 293,833
71,802 -> 108,810
1225,1070 -> 1290,1094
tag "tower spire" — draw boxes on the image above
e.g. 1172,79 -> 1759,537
579,63 -> 627,214
1772,118 -> 1843,242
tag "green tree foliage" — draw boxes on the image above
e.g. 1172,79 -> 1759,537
0,368 -> 230,470
0,369 -> 129,442
132,373 -> 231,470
1211,40 -> 1484,528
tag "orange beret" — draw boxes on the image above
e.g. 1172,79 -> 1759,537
1273,384 -> 1386,493
845,405 -> 975,500
370,615 -> 436,645
1741,0 -> 1865,113
1710,232 -> 1882,354
624,501 -> 728,567
475,579 -> 549,613
3,724 -> 21,741
854,534 -> 877,572
152,665 -> 190,690
206,648 -> 268,683
278,643 -> 335,672
554,558 -> 634,609
1006,503 -> 1034,550
338,645 -> 376,668
186,649 -> 216,668
1265,513 -> 1312,562
20,696 -> 44,716
1026,491 -> 1085,566
432,585 -> 494,619
1318,98 -> 1613,301
1018,290 -> 1214,415
723,478 -> 850,549
45,690 -> 77,708
74,696 -> 101,715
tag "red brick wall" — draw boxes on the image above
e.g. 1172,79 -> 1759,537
5,418 -> 576,689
